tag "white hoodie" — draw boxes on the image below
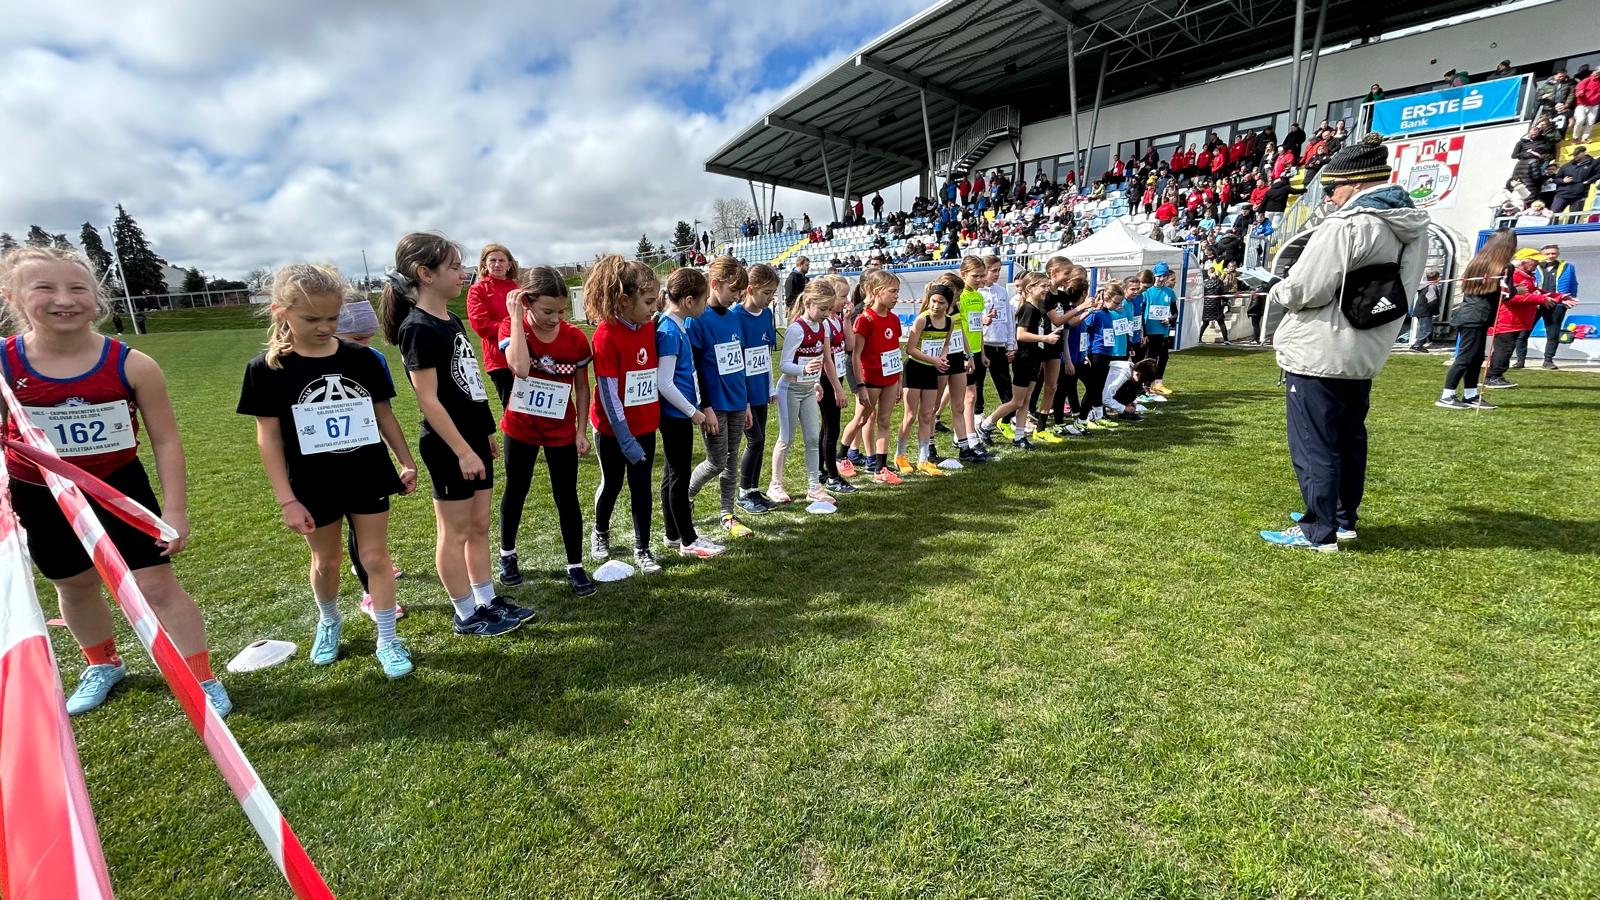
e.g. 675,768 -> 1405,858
1269,183 -> 1431,380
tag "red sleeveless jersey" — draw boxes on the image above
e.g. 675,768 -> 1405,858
2,336 -> 142,484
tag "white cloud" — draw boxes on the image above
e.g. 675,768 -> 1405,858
0,0 -> 931,279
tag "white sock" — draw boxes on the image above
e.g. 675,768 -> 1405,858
372,606 -> 398,646
896,436 -> 908,456
977,415 -> 990,430
1440,389 -> 1454,401
316,599 -> 341,623
471,580 -> 496,607
450,593 -> 477,620
917,444 -> 929,463
500,547 -> 516,558
1463,388 -> 1479,399
567,562 -> 584,572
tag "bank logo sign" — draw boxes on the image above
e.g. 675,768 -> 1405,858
1368,78 -> 1523,137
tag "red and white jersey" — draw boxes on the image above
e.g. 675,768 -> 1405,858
2,336 -> 142,483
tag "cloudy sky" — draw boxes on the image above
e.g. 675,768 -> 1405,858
0,0 -> 930,279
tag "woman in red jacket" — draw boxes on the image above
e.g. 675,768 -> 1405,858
1209,143 -> 1229,176
1271,147 -> 1296,181
466,242 -> 520,407
1154,197 -> 1178,224
1485,248 -> 1567,387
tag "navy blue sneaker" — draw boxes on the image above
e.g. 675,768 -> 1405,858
568,566 -> 598,597
453,606 -> 522,636
487,595 -> 536,622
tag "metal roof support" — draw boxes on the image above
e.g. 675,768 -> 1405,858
762,116 -> 920,169
748,180 -> 763,229
818,139 -> 839,222
946,107 -> 961,177
1299,0 -> 1330,125
919,89 -> 938,191
842,149 -> 855,218
856,55 -> 976,113
1067,26 -> 1083,184
1288,0 -> 1305,130
1086,49 -> 1108,180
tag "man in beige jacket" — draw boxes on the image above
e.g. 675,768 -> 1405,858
1260,134 -> 1430,552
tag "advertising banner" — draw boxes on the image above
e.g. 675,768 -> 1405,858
1368,77 -> 1524,137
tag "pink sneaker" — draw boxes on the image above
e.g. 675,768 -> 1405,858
360,593 -> 407,621
805,485 -> 835,504
766,485 -> 792,504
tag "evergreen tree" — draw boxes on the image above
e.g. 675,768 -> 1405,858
79,223 -> 116,289
181,267 -> 207,293
635,234 -> 655,259
25,225 -> 51,247
51,233 -> 72,250
0,234 -> 17,254
672,220 -> 695,252
111,204 -> 167,297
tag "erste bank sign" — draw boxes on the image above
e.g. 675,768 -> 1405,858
1368,77 -> 1524,137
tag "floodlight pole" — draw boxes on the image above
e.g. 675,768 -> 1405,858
946,107 -> 961,177
1067,27 -> 1083,187
919,89 -> 938,196
841,149 -> 855,220
818,142 -> 839,222
104,225 -> 140,335
1299,0 -> 1330,124
1086,50 -> 1109,180
1288,0 -> 1305,131
361,249 -> 370,286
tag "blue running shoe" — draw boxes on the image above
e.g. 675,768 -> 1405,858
65,663 -> 126,716
1259,527 -> 1339,552
1288,512 -> 1357,541
375,640 -> 414,679
453,606 -> 522,636
487,595 -> 536,622
200,678 -> 233,717
846,448 -> 866,467
310,617 -> 342,665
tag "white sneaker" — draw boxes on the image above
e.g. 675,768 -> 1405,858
804,484 -> 835,504
678,537 -> 727,559
662,537 -> 683,551
765,485 -> 792,504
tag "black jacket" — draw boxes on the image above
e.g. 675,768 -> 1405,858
1413,283 -> 1443,317
1554,157 -> 1598,200
784,269 -> 807,303
1262,179 -> 1292,213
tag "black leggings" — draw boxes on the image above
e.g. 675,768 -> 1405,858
488,368 -> 515,410
1446,326 -> 1489,390
1199,317 -> 1230,342
500,436 -> 582,565
818,387 -> 842,480
740,403 -> 768,492
1061,368 -> 1084,420
1082,355 -> 1112,416
1146,334 -> 1172,380
594,431 -> 656,550
975,345 -> 1011,417
659,417 -> 699,545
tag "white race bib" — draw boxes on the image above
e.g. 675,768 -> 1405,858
966,310 -> 984,332
290,397 -> 380,455
28,401 -> 136,457
1114,317 -> 1133,335
832,349 -> 848,378
1147,304 -> 1170,321
1079,332 -> 1090,354
744,345 -> 771,376
714,340 -> 744,376
1101,330 -> 1115,347
880,349 -> 903,376
797,358 -> 821,385
920,339 -> 946,358
508,375 -> 571,420
623,368 -> 658,407
949,330 -> 967,354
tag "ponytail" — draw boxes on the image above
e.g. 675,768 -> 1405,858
379,270 -> 416,346
380,231 -> 460,345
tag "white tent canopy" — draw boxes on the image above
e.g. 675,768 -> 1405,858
1051,219 -> 1184,270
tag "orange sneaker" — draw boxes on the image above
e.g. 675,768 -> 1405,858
874,468 -> 904,485
837,458 -> 857,478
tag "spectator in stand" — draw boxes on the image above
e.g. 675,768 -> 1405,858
1140,183 -> 1156,215
1551,145 -> 1598,214
1272,145 -> 1297,181
1195,144 -> 1213,179
1262,175 -> 1292,215
784,257 -> 810,307
1250,213 -> 1274,266
1443,67 -> 1469,88
1575,69 -> 1600,142
1536,69 -> 1574,117
972,171 -> 986,198
465,242 -> 520,407
1489,59 -> 1516,80
1517,199 -> 1553,228
1282,123 -> 1305,158
1511,122 -> 1557,189
1249,174 -> 1270,208
1363,84 -> 1384,104
1105,154 -> 1125,187
1518,243 -> 1581,370
1210,142 -> 1229,177
871,192 -> 884,222
1409,270 -> 1442,351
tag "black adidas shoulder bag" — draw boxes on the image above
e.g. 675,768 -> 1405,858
1338,222 -> 1408,330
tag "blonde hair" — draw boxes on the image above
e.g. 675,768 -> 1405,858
478,243 -> 520,282
264,263 -> 344,369
0,246 -> 110,333
583,255 -> 658,323
707,256 -> 748,293
817,273 -> 850,298
380,232 -> 461,345
1045,255 -> 1075,276
959,255 -> 987,291
795,279 -> 834,319
858,268 -> 901,305
747,263 -> 779,290
1015,271 -> 1048,309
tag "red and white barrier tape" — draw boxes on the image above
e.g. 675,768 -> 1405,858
0,377 -> 334,899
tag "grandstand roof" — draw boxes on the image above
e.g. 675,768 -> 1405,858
705,0 -> 1501,197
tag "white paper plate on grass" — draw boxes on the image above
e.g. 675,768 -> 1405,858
805,500 -> 838,515
593,559 -> 636,582
227,639 -> 298,673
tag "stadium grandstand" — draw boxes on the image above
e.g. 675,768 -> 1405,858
704,0 -> 1598,360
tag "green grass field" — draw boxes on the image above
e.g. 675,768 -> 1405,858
40,326 -> 1600,899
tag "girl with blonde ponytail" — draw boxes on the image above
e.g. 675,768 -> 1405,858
238,262 -> 420,678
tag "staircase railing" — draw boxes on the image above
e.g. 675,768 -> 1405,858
936,107 -> 1021,176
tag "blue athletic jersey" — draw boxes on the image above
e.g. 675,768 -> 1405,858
1087,310 -> 1116,356
1126,292 -> 1145,345
735,303 -> 777,403
368,345 -> 394,385
1110,306 -> 1130,357
688,306 -> 748,412
655,314 -> 699,419
1142,285 -> 1177,337
1067,316 -> 1090,366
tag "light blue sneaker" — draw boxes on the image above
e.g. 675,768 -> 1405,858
200,678 -> 233,717
65,662 -> 126,716
310,617 -> 342,666
375,639 -> 414,679
1289,512 -> 1357,541
1260,526 -> 1339,552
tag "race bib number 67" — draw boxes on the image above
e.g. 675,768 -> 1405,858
290,397 -> 380,455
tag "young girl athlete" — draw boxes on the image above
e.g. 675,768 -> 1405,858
382,232 -> 530,637
736,264 -> 779,510
241,264 -> 419,677
3,246 -> 231,714
585,255 -> 664,574
688,257 -> 757,534
655,267 -> 726,560
839,277 -> 873,475
979,272 -> 1058,451
851,268 -> 905,484
768,279 -> 845,503
897,282 -> 957,477
497,266 -> 601,596
814,274 -> 859,494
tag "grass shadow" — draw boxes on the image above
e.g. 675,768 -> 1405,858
1355,504 -> 1600,555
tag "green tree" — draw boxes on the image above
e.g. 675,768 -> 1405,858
635,234 -> 655,259
111,204 -> 168,297
25,225 -> 51,247
79,223 -> 117,289
672,220 -> 696,253
0,234 -> 17,254
51,233 -> 72,250
181,267 -> 207,294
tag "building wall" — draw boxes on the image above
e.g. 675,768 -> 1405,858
973,0 -> 1592,174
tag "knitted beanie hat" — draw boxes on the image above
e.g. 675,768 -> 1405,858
1320,133 -> 1391,186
